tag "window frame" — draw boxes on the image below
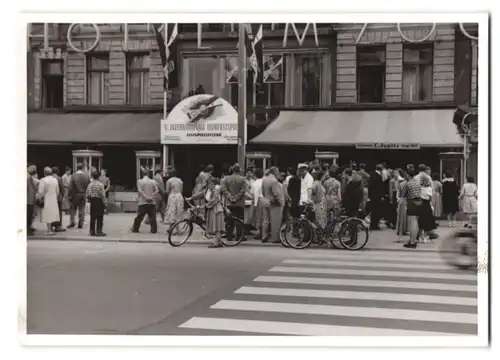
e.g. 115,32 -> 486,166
126,51 -> 150,105
402,43 -> 434,103
86,53 -> 110,105
356,45 -> 386,103
41,59 -> 64,109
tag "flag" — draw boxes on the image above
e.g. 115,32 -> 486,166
153,23 -> 178,90
250,24 -> 263,89
263,55 -> 284,83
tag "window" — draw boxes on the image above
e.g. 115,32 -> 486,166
286,53 -> 329,106
402,44 -> 433,102
127,53 -> 150,105
357,46 -> 385,103
86,54 -> 109,105
41,60 -> 64,109
264,54 -> 286,107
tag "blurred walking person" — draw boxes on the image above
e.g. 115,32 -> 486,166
131,167 -> 159,234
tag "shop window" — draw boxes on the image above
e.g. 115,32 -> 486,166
178,24 -> 198,34
127,52 -> 150,105
402,44 -> 433,102
86,53 -> 109,105
357,46 -> 385,103
41,60 -> 64,109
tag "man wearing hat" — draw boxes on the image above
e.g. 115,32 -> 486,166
298,163 -> 314,212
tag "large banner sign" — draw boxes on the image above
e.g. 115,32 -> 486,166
356,143 -> 420,150
161,94 -> 242,145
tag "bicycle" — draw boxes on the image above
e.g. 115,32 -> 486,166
282,204 -> 369,250
167,198 -> 245,247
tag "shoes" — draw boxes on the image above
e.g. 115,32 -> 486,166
78,224 -> 83,229
261,236 -> 270,243
403,242 -> 417,249
67,223 -> 76,228
89,232 -> 96,236
253,235 -> 262,240
95,232 -> 107,237
54,227 -> 66,232
208,243 -> 223,248
130,228 -> 139,233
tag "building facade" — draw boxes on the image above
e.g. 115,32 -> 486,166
27,22 -> 479,204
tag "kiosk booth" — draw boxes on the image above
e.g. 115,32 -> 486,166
439,152 -> 465,186
135,151 -> 161,180
246,151 -> 272,172
72,150 -> 102,174
315,151 -> 339,166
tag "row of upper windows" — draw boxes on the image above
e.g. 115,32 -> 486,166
37,43 -> 460,109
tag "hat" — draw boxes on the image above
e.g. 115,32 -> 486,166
297,163 -> 308,169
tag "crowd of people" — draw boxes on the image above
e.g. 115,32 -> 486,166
27,159 -> 478,250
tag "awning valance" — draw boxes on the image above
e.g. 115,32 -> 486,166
28,112 -> 161,144
250,109 -> 463,147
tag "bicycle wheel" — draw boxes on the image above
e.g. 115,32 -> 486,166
279,222 -> 291,247
439,230 -> 477,270
326,223 -> 344,249
284,218 -> 314,249
221,216 -> 245,247
338,218 -> 369,250
168,220 -> 193,247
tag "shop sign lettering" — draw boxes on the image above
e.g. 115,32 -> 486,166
41,22 -> 478,53
356,143 -> 421,150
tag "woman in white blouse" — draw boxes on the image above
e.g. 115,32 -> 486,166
459,176 -> 478,228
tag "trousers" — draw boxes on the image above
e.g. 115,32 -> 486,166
89,198 -> 105,234
133,204 -> 157,233
70,194 -> 86,226
261,205 -> 284,242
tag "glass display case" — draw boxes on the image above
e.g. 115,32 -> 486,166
246,152 -> 272,172
72,150 -> 103,175
135,151 -> 161,180
314,151 -> 339,166
439,152 -> 464,186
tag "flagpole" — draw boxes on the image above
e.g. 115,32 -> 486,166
162,23 -> 169,172
237,24 -> 247,169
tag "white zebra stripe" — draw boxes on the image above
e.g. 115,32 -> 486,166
253,275 -> 477,292
234,286 -> 477,306
270,266 -> 477,281
179,317 -> 461,336
289,252 -> 447,263
282,259 -> 452,270
210,300 -> 477,324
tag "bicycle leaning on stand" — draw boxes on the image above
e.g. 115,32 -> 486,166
280,204 -> 369,250
167,198 -> 245,247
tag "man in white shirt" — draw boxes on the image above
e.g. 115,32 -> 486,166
251,168 -> 264,239
298,163 -> 314,209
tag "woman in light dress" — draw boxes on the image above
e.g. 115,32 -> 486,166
459,176 -> 478,228
164,169 -> 184,233
323,169 -> 342,219
442,172 -> 460,227
431,173 -> 443,218
37,167 -> 60,235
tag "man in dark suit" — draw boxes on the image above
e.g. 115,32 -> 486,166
343,168 -> 364,218
261,166 -> 285,243
285,167 -> 301,219
51,166 -> 66,232
368,163 -> 385,230
220,163 -> 247,241
68,162 -> 90,229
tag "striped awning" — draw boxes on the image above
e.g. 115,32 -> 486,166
250,109 -> 463,147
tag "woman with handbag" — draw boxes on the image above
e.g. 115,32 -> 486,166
37,167 -> 60,235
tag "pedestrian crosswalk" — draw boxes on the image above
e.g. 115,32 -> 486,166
178,250 -> 478,336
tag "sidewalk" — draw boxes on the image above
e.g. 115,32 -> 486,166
28,213 -> 457,252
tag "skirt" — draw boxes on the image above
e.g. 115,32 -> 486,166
461,196 -> 478,214
396,198 -> 408,235
314,199 -> 328,229
165,193 -> 184,224
205,208 -> 224,233
418,200 -> 437,231
432,192 -> 443,217
325,195 -> 340,212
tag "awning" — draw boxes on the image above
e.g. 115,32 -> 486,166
28,112 -> 161,144
250,109 -> 463,147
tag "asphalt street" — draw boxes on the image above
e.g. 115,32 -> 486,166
27,240 -> 477,336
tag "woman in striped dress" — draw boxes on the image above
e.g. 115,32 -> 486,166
431,173 -> 443,218
395,170 -> 408,241
189,176 -> 225,248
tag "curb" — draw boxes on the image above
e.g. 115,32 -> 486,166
27,235 -> 444,253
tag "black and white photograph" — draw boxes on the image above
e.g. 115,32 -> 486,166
4,2 -> 493,356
